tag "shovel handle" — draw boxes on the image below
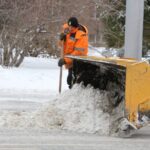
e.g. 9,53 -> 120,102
59,66 -> 63,93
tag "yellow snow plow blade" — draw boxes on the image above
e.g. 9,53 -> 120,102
68,55 -> 150,136
125,60 -> 150,123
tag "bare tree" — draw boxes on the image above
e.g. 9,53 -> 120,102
0,0 -> 107,67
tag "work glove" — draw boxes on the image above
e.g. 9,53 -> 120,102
59,33 -> 66,41
58,58 -> 66,67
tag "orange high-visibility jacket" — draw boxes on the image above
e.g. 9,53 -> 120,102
62,24 -> 88,68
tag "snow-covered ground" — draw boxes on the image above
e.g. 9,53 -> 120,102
0,56 -> 149,149
0,57 -> 68,102
0,57 -> 110,134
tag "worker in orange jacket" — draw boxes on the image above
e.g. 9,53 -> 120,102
58,17 -> 88,89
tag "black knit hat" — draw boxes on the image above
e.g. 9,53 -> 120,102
68,17 -> 79,27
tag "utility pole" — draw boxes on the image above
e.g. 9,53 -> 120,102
124,0 -> 144,60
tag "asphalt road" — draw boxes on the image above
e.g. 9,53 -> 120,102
0,127 -> 149,150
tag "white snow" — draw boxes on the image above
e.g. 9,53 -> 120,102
0,56 -> 110,136
0,57 -> 68,102
33,84 -> 110,135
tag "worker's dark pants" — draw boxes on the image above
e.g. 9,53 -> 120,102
67,68 -> 73,89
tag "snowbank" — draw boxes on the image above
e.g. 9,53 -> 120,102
0,84 -> 110,136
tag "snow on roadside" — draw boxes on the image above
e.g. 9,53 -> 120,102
0,84 -> 110,136
35,84 -> 110,135
0,57 -> 68,102
0,56 -> 112,136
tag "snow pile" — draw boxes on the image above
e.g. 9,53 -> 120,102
88,45 -> 105,57
88,45 -> 124,57
0,84 -> 110,135
34,84 -> 110,135
0,111 -> 35,128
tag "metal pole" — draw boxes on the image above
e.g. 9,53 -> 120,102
124,0 -> 144,60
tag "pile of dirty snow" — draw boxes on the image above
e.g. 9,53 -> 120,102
0,84 -> 110,135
